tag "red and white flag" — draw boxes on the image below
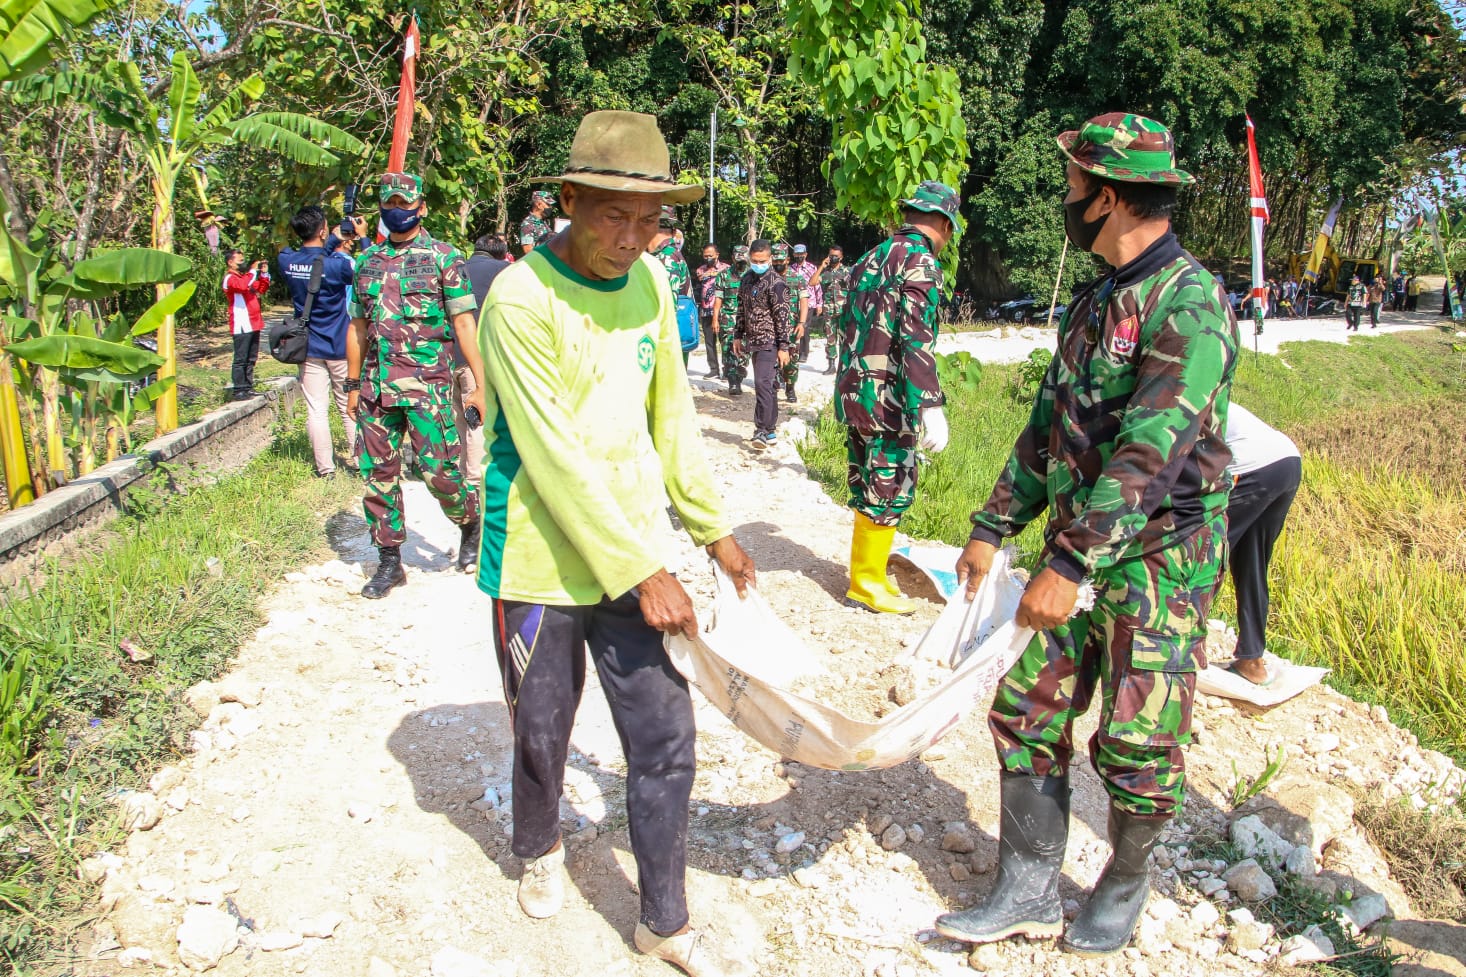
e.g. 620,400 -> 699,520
1245,115 -> 1268,331
388,17 -> 419,174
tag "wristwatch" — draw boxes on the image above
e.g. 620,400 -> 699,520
342,378 -> 361,393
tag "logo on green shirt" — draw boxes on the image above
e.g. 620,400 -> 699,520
637,335 -> 656,373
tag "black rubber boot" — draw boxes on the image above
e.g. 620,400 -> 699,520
935,773 -> 1069,944
361,546 -> 406,599
1061,805 -> 1169,957
456,520 -> 481,573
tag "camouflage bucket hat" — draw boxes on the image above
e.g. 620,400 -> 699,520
659,205 -> 681,229
771,243 -> 790,260
733,245 -> 749,260
535,110 -> 705,204
1056,113 -> 1195,186
901,181 -> 964,234
379,172 -> 424,205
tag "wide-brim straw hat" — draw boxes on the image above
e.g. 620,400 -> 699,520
535,111 -> 705,204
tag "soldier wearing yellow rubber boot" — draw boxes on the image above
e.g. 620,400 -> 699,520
833,182 -> 961,614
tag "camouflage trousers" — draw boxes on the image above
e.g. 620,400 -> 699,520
807,312 -> 837,367
989,514 -> 1225,816
781,321 -> 807,386
846,427 -> 919,527
719,316 -> 747,386
356,391 -> 480,548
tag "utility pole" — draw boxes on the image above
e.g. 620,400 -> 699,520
708,109 -> 717,244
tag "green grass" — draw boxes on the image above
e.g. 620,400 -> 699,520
801,364 -> 1049,561
798,329 -> 1466,766
1186,832 -> 1396,977
0,412 -> 360,972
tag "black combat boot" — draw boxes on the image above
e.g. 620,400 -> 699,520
784,381 -> 797,403
1061,805 -> 1169,956
935,773 -> 1069,944
456,519 -> 481,573
823,358 -> 836,375
728,382 -> 742,396
361,546 -> 407,599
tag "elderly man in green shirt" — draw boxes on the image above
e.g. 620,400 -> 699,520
476,111 -> 756,977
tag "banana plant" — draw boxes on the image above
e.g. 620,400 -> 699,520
12,49 -> 365,433
0,223 -> 190,495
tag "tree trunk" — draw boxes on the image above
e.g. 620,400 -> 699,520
152,165 -> 180,434
0,359 -> 35,508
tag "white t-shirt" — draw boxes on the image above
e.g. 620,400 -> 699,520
1224,403 -> 1300,477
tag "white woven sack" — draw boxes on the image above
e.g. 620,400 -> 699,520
666,548 -> 1035,770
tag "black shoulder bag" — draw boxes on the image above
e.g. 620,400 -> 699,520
268,256 -> 324,364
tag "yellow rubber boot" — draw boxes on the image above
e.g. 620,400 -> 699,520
845,511 -> 918,615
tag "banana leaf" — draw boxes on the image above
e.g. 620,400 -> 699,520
5,333 -> 164,372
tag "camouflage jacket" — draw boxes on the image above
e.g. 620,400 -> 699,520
970,232 -> 1239,582
350,230 -> 477,404
735,269 -> 791,351
695,260 -> 728,312
792,260 -> 821,310
518,214 -> 551,250
821,263 -> 852,318
834,226 -> 945,436
781,267 -> 809,327
653,240 -> 691,297
714,265 -> 743,327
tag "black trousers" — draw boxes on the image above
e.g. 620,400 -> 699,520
490,592 -> 696,934
700,314 -> 720,375
1344,306 -> 1363,330
751,347 -> 779,436
231,331 -> 261,396
1226,456 -> 1302,661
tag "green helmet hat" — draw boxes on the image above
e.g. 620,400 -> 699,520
1056,112 -> 1195,186
379,172 -> 424,205
901,180 -> 964,234
532,189 -> 557,205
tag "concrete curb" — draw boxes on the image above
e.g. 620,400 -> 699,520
0,376 -> 302,590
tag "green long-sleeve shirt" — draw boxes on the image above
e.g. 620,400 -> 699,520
970,233 -> 1238,582
476,246 -> 732,605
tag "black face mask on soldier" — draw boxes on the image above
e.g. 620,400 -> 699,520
1064,188 -> 1110,252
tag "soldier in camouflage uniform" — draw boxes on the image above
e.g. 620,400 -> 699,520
712,244 -> 750,395
647,206 -> 691,297
809,245 -> 850,374
834,183 -> 958,614
790,244 -> 821,363
517,190 -> 556,257
935,114 -> 1238,958
345,172 -> 486,600
772,244 -> 808,402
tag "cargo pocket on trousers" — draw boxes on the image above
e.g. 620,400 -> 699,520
1106,628 -> 1198,748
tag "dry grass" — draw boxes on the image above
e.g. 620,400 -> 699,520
1289,396 -> 1466,497
1351,788 -> 1466,922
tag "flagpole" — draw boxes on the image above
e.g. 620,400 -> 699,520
1044,239 -> 1068,329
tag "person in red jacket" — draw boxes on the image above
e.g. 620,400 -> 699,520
223,249 -> 271,400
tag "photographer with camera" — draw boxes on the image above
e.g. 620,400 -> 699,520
279,205 -> 363,476
223,249 -> 271,401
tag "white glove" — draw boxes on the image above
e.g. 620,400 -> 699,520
919,406 -> 949,453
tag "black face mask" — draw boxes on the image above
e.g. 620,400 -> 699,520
1064,188 -> 1110,252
